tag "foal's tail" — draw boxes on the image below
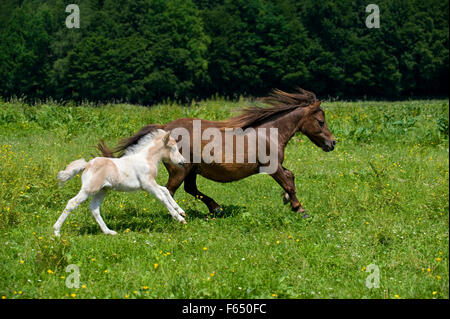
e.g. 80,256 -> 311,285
57,158 -> 88,185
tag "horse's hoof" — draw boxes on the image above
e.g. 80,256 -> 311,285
302,213 -> 310,219
292,206 -> 306,214
179,211 -> 186,217
106,230 -> 118,235
212,207 -> 223,215
181,219 -> 187,224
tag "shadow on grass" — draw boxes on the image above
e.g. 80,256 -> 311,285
185,204 -> 244,220
76,206 -> 183,235
76,204 -> 246,235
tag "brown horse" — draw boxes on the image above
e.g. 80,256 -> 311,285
98,88 -> 336,217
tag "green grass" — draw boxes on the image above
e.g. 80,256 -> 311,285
0,98 -> 448,299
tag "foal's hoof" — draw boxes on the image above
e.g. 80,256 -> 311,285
180,219 -> 187,225
106,230 -> 118,235
53,231 -> 60,237
179,211 -> 186,217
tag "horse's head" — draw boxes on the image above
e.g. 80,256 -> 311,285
299,101 -> 336,152
160,131 -> 188,167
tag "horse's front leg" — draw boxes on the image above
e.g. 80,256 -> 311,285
184,171 -> 222,214
270,166 -> 308,217
163,162 -> 192,217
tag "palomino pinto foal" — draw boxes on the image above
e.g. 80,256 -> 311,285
53,130 -> 187,236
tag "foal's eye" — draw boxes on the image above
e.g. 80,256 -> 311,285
318,120 -> 325,128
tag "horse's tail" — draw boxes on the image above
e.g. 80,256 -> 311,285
97,124 -> 164,158
57,158 -> 87,185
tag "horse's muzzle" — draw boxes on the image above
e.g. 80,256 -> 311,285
323,140 -> 336,152
178,161 -> 188,167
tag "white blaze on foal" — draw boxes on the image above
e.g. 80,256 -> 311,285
53,129 -> 188,236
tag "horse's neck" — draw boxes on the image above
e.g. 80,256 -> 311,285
269,108 -> 303,147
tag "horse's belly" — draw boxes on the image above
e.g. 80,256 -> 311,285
198,163 -> 259,182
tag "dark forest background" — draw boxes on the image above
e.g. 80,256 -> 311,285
0,0 -> 448,104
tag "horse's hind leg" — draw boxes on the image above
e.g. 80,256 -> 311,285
89,189 -> 117,235
53,190 -> 89,236
184,171 -> 222,214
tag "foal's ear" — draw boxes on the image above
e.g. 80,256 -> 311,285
163,131 -> 171,144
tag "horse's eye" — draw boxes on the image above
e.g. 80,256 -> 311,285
318,120 -> 325,128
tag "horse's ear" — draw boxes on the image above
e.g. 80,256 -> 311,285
309,100 -> 322,112
163,131 -> 171,144
312,100 -> 322,107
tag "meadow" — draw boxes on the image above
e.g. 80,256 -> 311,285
0,98 -> 448,299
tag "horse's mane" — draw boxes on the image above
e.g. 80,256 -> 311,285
97,88 -> 317,158
221,87 -> 317,129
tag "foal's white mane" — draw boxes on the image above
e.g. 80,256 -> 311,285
123,129 -> 167,156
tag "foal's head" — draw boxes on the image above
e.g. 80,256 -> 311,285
298,101 -> 336,152
158,131 -> 187,167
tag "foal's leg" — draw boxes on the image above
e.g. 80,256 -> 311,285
144,182 -> 186,224
53,190 -> 89,236
270,166 -> 307,216
89,189 -> 117,235
163,162 -> 191,217
184,171 -> 222,214
158,186 -> 186,217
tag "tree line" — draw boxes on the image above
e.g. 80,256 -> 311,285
0,0 -> 448,104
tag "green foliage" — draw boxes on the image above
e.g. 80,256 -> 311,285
0,99 -> 448,298
0,0 -> 448,102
